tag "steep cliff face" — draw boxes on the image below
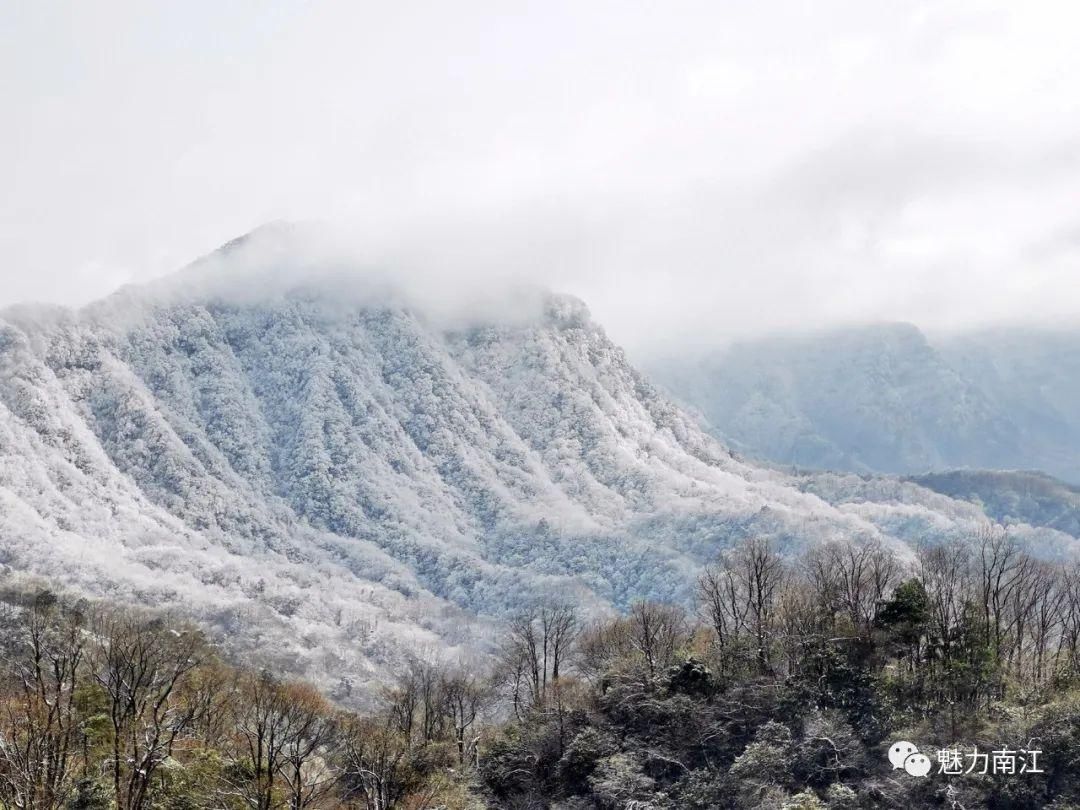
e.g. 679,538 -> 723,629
0,230 -> 1068,694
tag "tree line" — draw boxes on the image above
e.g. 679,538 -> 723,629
4,527 -> 1080,808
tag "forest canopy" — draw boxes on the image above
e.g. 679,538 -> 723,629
2,528 -> 1079,808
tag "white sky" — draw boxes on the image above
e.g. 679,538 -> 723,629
2,1 -> 1079,351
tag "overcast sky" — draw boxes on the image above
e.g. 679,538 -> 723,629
2,1 -> 1079,351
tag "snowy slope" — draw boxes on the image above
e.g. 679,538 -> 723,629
1,228 -> 1073,693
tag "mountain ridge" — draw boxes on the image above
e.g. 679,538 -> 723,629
647,321 -> 1080,484
2,229 -> 1076,696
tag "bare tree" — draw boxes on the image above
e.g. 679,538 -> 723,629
698,561 -> 750,669
0,591 -> 86,810
501,604 -> 579,710
917,539 -> 971,663
226,671 -> 290,810
773,572 -> 822,676
1027,561 -> 1065,685
575,617 -> 634,685
277,682 -> 338,810
700,538 -> 788,675
627,601 -> 686,678
440,667 -> 487,766
338,715 -> 437,810
835,540 -> 899,635
1059,562 -> 1080,674
90,609 -> 203,810
544,605 -> 579,685
976,525 -> 1024,663
387,658 -> 445,745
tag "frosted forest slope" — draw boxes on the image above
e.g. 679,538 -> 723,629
0,228 -> 1074,697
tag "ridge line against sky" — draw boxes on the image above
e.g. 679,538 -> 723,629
2,1 -> 1079,352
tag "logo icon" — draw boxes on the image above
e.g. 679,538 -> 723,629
888,741 -> 930,777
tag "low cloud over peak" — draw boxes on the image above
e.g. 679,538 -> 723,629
3,2 -> 1079,353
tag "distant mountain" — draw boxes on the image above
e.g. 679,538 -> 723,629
940,329 -> 1080,482
647,323 -> 1080,484
1,228 -> 1074,694
913,470 -> 1080,538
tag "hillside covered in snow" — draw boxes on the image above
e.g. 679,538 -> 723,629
2,227 -> 1076,696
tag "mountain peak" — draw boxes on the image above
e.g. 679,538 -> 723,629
71,222 -> 572,333
543,293 -> 592,329
3,262 -> 1076,692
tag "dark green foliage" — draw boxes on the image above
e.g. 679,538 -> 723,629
557,728 -> 619,794
479,731 -> 539,800
472,533 -> 1080,808
674,768 -> 740,810
795,644 -> 890,742
68,778 -> 112,810
877,578 -> 930,646
914,470 -> 1080,537
665,657 -> 716,696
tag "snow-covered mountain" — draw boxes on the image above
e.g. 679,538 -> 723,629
1,228 -> 1074,695
647,323 -> 1080,484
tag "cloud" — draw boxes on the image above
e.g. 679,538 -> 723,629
97,220 -> 558,334
2,0 -> 1079,352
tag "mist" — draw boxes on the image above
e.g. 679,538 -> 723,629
93,220 -> 561,334
3,1 -> 1080,354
